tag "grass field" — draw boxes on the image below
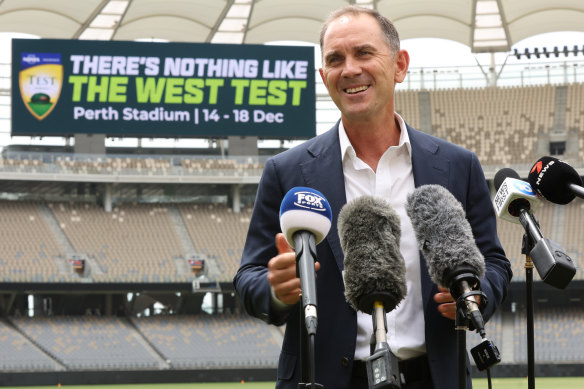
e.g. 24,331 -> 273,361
3,378 -> 584,389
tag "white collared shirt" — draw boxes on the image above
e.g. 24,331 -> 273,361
339,114 -> 426,360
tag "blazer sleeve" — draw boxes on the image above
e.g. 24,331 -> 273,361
465,152 -> 513,321
233,157 -> 294,326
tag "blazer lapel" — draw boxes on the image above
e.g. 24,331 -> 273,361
408,125 -> 451,305
300,124 -> 347,273
408,126 -> 450,189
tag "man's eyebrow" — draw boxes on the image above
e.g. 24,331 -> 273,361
323,50 -> 341,63
323,44 -> 379,63
354,44 -> 376,52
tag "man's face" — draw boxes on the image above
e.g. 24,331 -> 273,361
319,13 -> 408,122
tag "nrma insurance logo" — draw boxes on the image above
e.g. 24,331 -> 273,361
294,191 -> 327,212
19,52 -> 63,121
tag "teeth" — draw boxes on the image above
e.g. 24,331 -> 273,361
345,85 -> 368,94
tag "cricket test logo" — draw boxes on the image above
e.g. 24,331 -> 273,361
19,53 -> 63,120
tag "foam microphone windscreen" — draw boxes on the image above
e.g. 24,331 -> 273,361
406,185 -> 485,288
528,156 -> 583,205
338,196 -> 407,314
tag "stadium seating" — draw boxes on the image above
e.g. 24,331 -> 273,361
0,201 -> 65,282
429,85 -> 555,165
50,202 -> 189,283
132,314 -> 280,369
55,156 -> 172,176
1,314 -> 280,371
179,203 -> 252,282
395,89 -> 421,129
513,307 -> 584,363
0,318 -> 62,371
3,305 -> 583,372
566,83 -> 584,159
2,155 -> 265,178
12,316 -> 163,370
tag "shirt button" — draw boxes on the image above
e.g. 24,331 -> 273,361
341,357 -> 350,367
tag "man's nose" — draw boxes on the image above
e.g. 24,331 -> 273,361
342,56 -> 362,77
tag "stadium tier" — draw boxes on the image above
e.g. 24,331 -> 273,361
178,203 -> 252,282
0,200 -> 254,284
1,198 -> 581,284
2,308 -> 584,372
51,202 -> 186,283
131,314 -> 280,369
0,314 -> 280,372
0,201 -> 66,282
394,83 -> 584,168
513,307 -> 584,363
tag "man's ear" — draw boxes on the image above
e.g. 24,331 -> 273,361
319,68 -> 328,89
394,50 -> 410,83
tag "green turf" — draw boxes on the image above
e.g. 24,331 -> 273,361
473,377 -> 584,389
3,377 -> 584,389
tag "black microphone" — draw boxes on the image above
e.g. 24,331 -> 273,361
528,156 -> 584,204
493,168 -> 576,289
338,195 -> 406,389
279,187 -> 333,335
405,185 -> 487,337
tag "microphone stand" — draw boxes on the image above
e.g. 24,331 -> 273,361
366,302 -> 401,389
522,234 -> 536,389
295,232 -> 324,389
298,306 -> 323,389
455,297 -> 469,389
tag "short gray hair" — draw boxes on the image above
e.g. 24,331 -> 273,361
319,6 -> 400,56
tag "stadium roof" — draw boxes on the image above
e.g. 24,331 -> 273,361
0,0 -> 583,53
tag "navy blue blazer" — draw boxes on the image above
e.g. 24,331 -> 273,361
234,122 -> 512,389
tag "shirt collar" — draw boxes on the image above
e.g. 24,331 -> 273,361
338,113 -> 412,162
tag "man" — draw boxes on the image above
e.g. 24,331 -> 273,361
234,6 -> 512,389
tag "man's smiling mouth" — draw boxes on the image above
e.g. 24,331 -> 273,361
344,85 -> 369,94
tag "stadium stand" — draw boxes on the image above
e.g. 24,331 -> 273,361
0,154 -> 265,179
55,156 -> 172,176
179,203 -> 252,282
430,85 -> 555,166
0,201 -> 65,282
11,316 -> 164,370
566,83 -> 584,160
0,314 -> 281,372
49,202 -> 189,283
0,318 -> 63,371
395,89 -> 421,130
513,307 -> 584,363
132,314 -> 280,369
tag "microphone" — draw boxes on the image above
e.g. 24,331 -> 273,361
279,187 -> 332,335
493,168 -> 540,224
493,169 -> 576,289
405,185 -> 487,337
338,195 -> 405,389
528,156 -> 584,204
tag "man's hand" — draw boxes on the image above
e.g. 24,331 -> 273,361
434,286 -> 456,320
267,233 -> 321,305
434,286 -> 481,320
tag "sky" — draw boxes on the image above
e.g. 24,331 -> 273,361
2,30 -> 584,149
